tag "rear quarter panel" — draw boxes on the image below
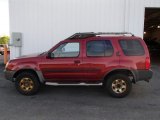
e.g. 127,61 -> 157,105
117,37 -> 149,70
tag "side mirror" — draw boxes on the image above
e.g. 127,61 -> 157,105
47,52 -> 54,59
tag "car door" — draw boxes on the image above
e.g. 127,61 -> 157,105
81,38 -> 119,81
40,41 -> 83,82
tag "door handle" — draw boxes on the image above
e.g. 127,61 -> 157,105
74,60 -> 80,64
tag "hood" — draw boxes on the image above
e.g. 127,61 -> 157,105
15,53 -> 41,59
9,52 -> 45,64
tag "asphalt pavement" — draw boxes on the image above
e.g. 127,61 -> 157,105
0,55 -> 160,120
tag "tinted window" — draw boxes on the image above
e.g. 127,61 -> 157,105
119,40 -> 145,56
52,42 -> 80,57
87,40 -> 113,57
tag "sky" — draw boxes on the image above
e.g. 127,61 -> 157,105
0,0 -> 9,36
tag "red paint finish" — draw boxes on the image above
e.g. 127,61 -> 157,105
6,35 -> 151,83
117,37 -> 150,70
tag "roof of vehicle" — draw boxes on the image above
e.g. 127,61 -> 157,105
65,32 -> 141,40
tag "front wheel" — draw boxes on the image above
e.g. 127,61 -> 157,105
104,74 -> 132,98
15,72 -> 40,95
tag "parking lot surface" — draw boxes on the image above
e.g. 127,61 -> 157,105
0,60 -> 160,120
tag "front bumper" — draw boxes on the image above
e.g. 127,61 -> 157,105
4,69 -> 16,82
135,69 -> 153,82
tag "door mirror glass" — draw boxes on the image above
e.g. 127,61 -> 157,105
47,52 -> 54,58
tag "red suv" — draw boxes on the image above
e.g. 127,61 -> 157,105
4,32 -> 153,98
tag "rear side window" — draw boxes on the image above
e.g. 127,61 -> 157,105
119,40 -> 145,56
87,40 -> 114,57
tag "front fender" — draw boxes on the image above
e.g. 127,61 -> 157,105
12,61 -> 39,71
9,62 -> 45,83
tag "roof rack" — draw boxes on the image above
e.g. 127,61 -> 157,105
66,32 -> 134,39
66,32 -> 96,40
96,32 -> 134,36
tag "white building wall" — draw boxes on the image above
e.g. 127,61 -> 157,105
145,0 -> 160,7
0,0 -> 9,36
9,0 -> 160,59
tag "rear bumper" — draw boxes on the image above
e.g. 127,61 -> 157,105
4,70 -> 16,82
134,69 -> 153,82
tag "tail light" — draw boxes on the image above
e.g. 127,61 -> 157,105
145,57 -> 150,70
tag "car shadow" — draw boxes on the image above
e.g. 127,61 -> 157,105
40,85 -> 106,97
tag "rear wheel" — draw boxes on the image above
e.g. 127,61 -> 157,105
104,74 -> 132,98
15,72 -> 40,95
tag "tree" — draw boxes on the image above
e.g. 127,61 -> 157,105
0,36 -> 10,44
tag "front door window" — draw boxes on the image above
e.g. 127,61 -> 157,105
52,42 -> 80,58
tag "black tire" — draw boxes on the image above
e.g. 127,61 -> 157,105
15,72 -> 40,95
104,74 -> 132,98
0,51 -> 3,55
